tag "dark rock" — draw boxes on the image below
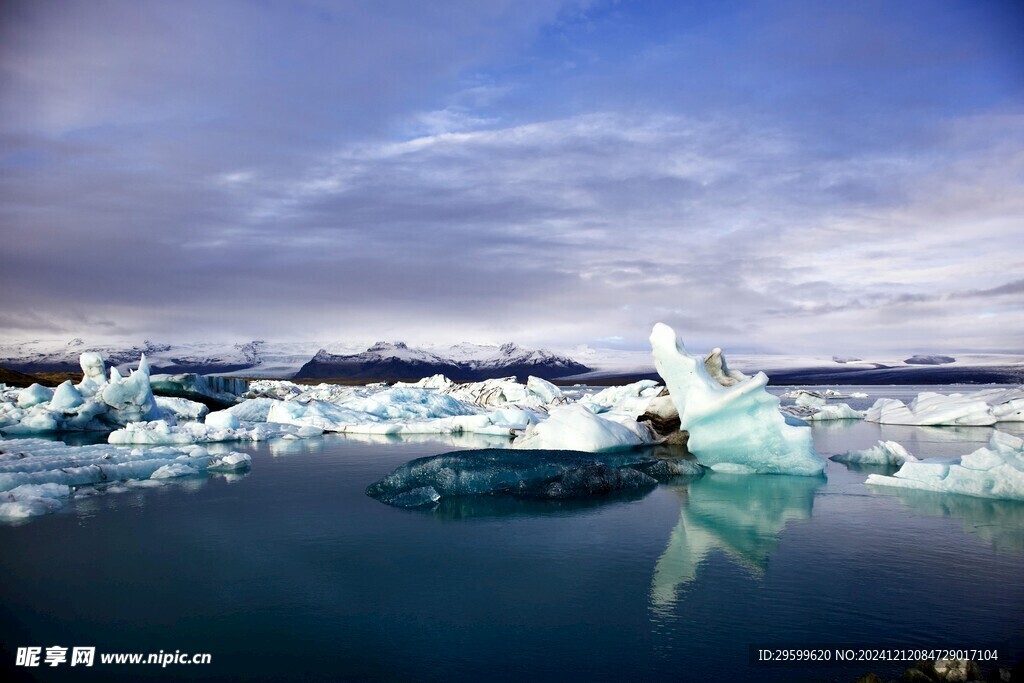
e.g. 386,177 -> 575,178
662,429 -> 690,447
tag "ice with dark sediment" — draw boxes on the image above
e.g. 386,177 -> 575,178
366,448 -> 703,508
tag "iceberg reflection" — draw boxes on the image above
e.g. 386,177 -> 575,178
651,473 -> 823,610
872,487 -> 1024,554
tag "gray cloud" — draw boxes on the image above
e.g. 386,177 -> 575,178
1,1 -> 1022,356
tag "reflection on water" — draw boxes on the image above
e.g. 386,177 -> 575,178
872,487 -> 1024,554
651,473 -> 824,610
70,471 -> 249,520
429,488 -> 653,521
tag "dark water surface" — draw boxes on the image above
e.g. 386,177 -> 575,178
2,391 -> 1023,681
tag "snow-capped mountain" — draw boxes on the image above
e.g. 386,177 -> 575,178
0,338 -> 590,381
294,341 -> 590,381
0,339 -> 350,376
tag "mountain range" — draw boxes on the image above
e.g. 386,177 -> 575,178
0,339 -> 591,381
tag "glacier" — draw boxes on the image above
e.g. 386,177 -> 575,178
866,431 -> 1024,501
649,323 -> 824,476
366,448 -> 703,508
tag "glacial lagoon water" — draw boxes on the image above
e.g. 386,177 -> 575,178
1,385 -> 1023,682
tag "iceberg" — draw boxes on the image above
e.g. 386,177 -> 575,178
512,404 -> 656,452
831,440 -> 919,467
782,402 -> 865,421
863,387 -> 1024,426
865,393 -> 996,426
155,396 -> 209,422
149,373 -> 248,409
580,380 -> 662,418
366,448 -> 703,508
0,353 -> 171,434
107,419 -> 320,445
17,383 -> 53,408
649,323 -> 824,476
100,354 -> 162,424
0,482 -> 71,520
866,431 -> 1024,501
0,437 -> 251,520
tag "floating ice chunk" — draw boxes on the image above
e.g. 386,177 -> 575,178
151,463 -> 200,479
782,388 -> 861,401
0,437 -> 252,519
101,353 -> 162,425
969,387 -> 1024,422
581,380 -> 662,417
649,323 -> 824,476
339,388 -> 474,421
50,381 -> 84,411
150,373 -> 247,408
108,418 -> 312,445
512,404 -> 656,452
795,392 -> 827,408
17,384 -> 53,409
831,440 -> 919,466
266,399 -> 373,430
865,392 -> 996,426
108,419 -> 231,445
366,449 -> 692,507
443,377 -> 536,407
782,402 -> 865,421
393,374 -> 455,391
525,376 -> 563,404
0,482 -> 72,519
0,402 -> 24,429
155,396 -> 209,422
207,452 -> 252,471
2,407 -> 62,434
205,410 -> 241,430
223,397 -> 278,422
866,431 -> 1024,500
76,352 -> 107,396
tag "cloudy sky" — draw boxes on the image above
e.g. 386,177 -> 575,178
1,0 -> 1022,356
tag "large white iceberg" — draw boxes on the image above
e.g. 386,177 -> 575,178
512,404 -> 656,452
649,323 -> 824,476
866,431 -> 1024,500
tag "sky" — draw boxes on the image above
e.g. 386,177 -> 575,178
1,0 -> 1022,356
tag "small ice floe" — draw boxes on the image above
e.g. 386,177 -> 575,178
831,440 -> 919,467
865,387 -> 1024,426
0,438 -> 251,521
866,431 -> 1024,501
